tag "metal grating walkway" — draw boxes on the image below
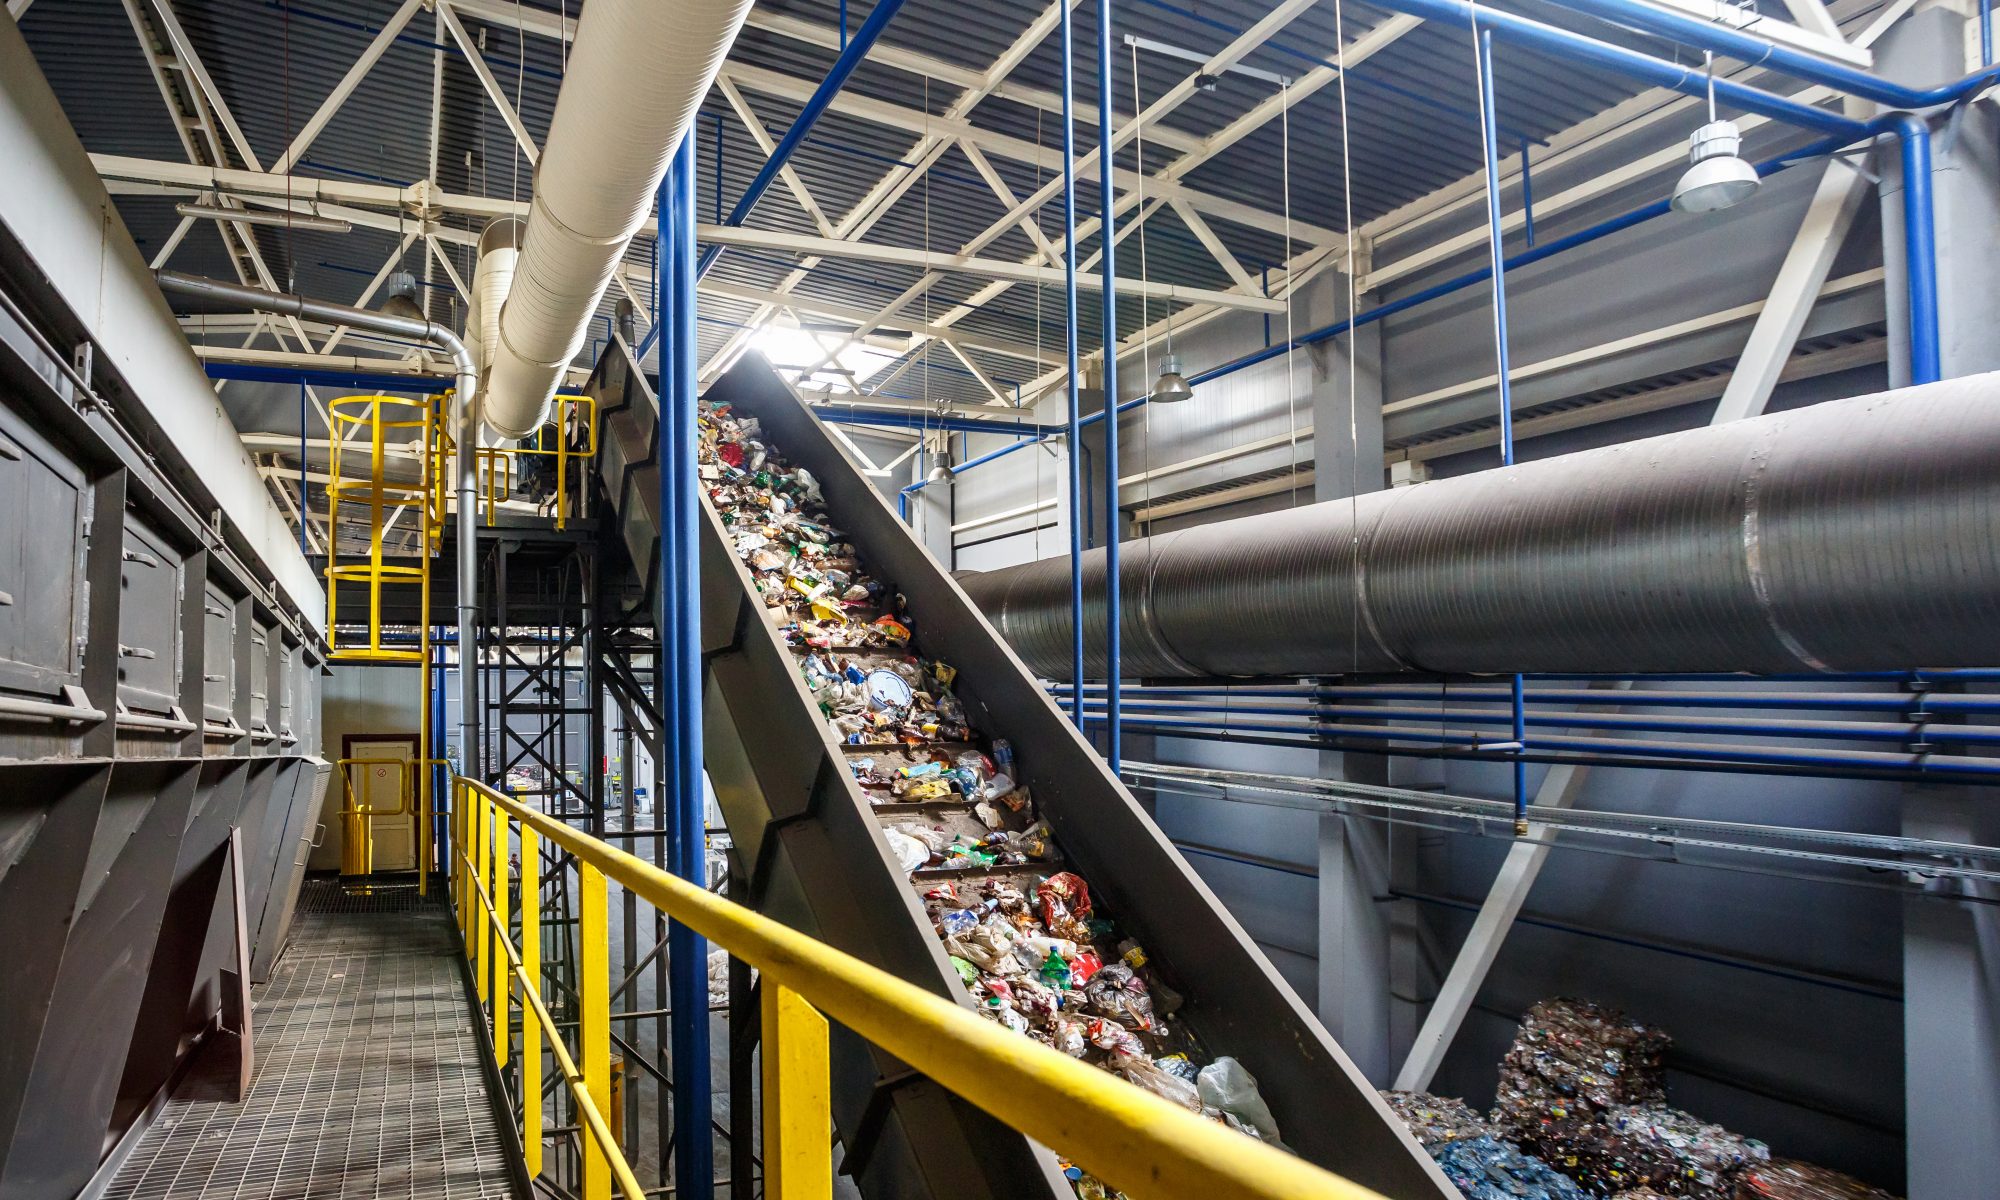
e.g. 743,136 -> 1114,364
103,878 -> 521,1200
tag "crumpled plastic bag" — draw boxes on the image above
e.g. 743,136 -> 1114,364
883,827 -> 930,873
1198,1057 -> 1284,1146
1115,1054 -> 1204,1113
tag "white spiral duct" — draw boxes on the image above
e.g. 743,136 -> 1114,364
482,0 -> 752,439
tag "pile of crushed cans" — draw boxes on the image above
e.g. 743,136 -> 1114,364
1384,998 -> 1899,1200
700,402 -> 1281,1199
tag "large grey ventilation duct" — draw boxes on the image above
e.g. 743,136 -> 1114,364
960,373 -> 2000,678
482,0 -> 753,439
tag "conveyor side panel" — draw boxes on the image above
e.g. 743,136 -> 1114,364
588,342 -> 1452,1200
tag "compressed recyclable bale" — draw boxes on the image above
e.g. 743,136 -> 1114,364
1381,1090 -> 1493,1150
1732,1159 -> 1902,1200
1431,1134 -> 1591,1200
1552,1104 -> 1767,1198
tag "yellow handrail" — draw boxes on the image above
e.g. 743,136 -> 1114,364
449,776 -> 1390,1200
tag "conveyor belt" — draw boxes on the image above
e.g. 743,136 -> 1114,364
587,341 -> 1454,1200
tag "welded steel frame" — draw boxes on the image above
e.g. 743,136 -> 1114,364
0,223 -> 327,1199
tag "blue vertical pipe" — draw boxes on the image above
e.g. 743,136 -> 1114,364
1094,0 -> 1121,770
658,134 -> 712,1200
1060,0 -> 1087,728
1475,30 -> 1529,833
712,114 -> 724,224
1890,114 -> 1941,385
1518,137 -> 1536,248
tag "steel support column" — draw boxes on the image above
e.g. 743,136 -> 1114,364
1095,0 -> 1122,772
658,133 -> 712,1200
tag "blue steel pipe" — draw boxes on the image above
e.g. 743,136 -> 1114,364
1474,27 -> 1530,833
1370,0 -> 1867,139
658,135 -> 712,1200
1061,0 -> 1087,728
815,409 -> 1057,437
1077,713 -> 2000,779
1069,698 -> 2000,745
1055,682 -> 2000,712
1533,0 -> 2000,109
203,362 -> 454,393
1096,0 -> 1123,771
693,0 -> 909,283
1890,113 -> 1941,383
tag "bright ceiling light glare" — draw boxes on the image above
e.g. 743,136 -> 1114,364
1672,53 -> 1760,214
175,202 -> 353,234
751,324 -> 898,395
1150,353 -> 1194,404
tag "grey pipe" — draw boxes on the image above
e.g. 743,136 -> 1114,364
959,372 -> 2000,678
155,270 -> 482,779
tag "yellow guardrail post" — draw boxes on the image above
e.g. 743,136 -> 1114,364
521,825 -> 543,1179
579,863 -> 611,1200
451,776 -> 1396,1200
762,984 -> 832,1198
475,795 -> 491,1005
493,803 -> 510,1068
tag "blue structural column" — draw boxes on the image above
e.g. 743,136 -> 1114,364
1095,0 -> 1122,771
1474,29 -> 1529,834
658,133 -> 712,1199
1060,0 -> 1086,727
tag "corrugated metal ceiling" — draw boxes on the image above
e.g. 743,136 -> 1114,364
17,0 -> 1732,417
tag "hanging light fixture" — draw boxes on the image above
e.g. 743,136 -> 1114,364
1672,52 -> 1760,214
1150,353 -> 1194,404
376,270 -> 425,321
926,455 -> 955,483
175,202 -> 352,234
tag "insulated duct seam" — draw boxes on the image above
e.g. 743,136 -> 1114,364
959,373 -> 2000,678
483,0 -> 754,440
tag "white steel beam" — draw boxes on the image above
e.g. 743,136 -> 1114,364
696,0 -> 1078,379
1711,160 -> 1871,424
1384,268 -> 1880,417
142,0 -> 263,171
688,277 -> 1058,365
437,1 -> 540,165
1393,334 -> 1884,462
695,224 -> 1285,313
715,77 -> 839,239
720,60 -> 1341,248
1635,0 -> 1867,65
271,0 -> 426,173
1169,197 -> 1260,293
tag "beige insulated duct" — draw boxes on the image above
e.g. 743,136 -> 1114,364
465,217 -> 523,378
482,0 -> 753,439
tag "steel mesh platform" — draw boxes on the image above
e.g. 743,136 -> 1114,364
102,878 -> 520,1200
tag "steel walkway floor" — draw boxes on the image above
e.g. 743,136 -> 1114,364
102,878 -> 520,1200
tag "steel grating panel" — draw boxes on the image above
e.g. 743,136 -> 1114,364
101,879 -> 519,1200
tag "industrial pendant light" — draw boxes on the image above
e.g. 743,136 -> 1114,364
926,456 -> 955,483
1672,53 -> 1760,214
1150,353 -> 1194,404
377,270 -> 425,321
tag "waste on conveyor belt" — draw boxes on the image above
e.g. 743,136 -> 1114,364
1380,1089 -> 1493,1149
698,401 -> 1284,1199
1731,1158 -> 1902,1200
